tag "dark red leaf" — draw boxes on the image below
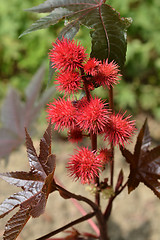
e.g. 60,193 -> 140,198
42,155 -> 57,197
0,189 -> 39,219
27,192 -> 47,218
23,0 -> 131,69
120,119 -> 160,198
141,118 -> 151,152
0,123 -> 57,239
39,122 -> 54,175
0,171 -> 43,189
120,146 -> 134,165
46,154 -> 56,175
0,129 -> 22,160
3,207 -> 31,240
115,169 -> 124,192
25,128 -> 46,179
0,65 -> 55,161
1,88 -> 24,137
139,145 -> 160,198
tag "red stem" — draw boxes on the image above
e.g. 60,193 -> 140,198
79,68 -> 109,239
36,212 -> 96,240
109,87 -> 114,187
102,87 -> 115,227
104,180 -> 128,220
80,68 -> 100,206
56,184 -> 109,240
91,132 -> 100,206
55,177 -> 100,235
80,68 -> 91,102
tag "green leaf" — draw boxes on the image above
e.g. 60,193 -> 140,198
22,0 -> 131,68
19,8 -> 73,38
25,0 -> 96,13
80,4 -> 130,68
58,20 -> 80,40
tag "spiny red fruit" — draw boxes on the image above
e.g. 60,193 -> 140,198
68,127 -> 83,143
49,37 -> 87,71
55,70 -> 82,95
77,97 -> 110,134
104,112 -> 136,146
46,98 -> 78,131
67,147 -> 102,184
98,148 -> 111,165
84,57 -> 100,76
94,59 -> 121,89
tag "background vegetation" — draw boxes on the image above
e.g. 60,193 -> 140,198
0,0 -> 160,118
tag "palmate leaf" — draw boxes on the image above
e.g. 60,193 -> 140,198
0,122 -> 57,240
21,0 -> 132,68
0,64 -> 55,161
120,119 -> 160,198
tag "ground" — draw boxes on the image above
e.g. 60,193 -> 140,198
0,114 -> 160,240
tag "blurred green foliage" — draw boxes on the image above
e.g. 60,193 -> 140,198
109,0 -> 160,118
0,0 -> 160,118
0,0 -> 60,99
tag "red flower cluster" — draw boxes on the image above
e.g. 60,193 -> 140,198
47,37 -> 136,184
47,97 -> 135,146
49,38 -> 121,96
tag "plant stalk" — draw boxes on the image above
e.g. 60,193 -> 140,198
104,180 -> 128,220
36,212 -> 96,240
80,68 -> 100,206
102,87 -> 115,228
56,184 -> 109,240
109,87 -> 114,187
91,132 -> 100,206
79,68 -> 109,239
